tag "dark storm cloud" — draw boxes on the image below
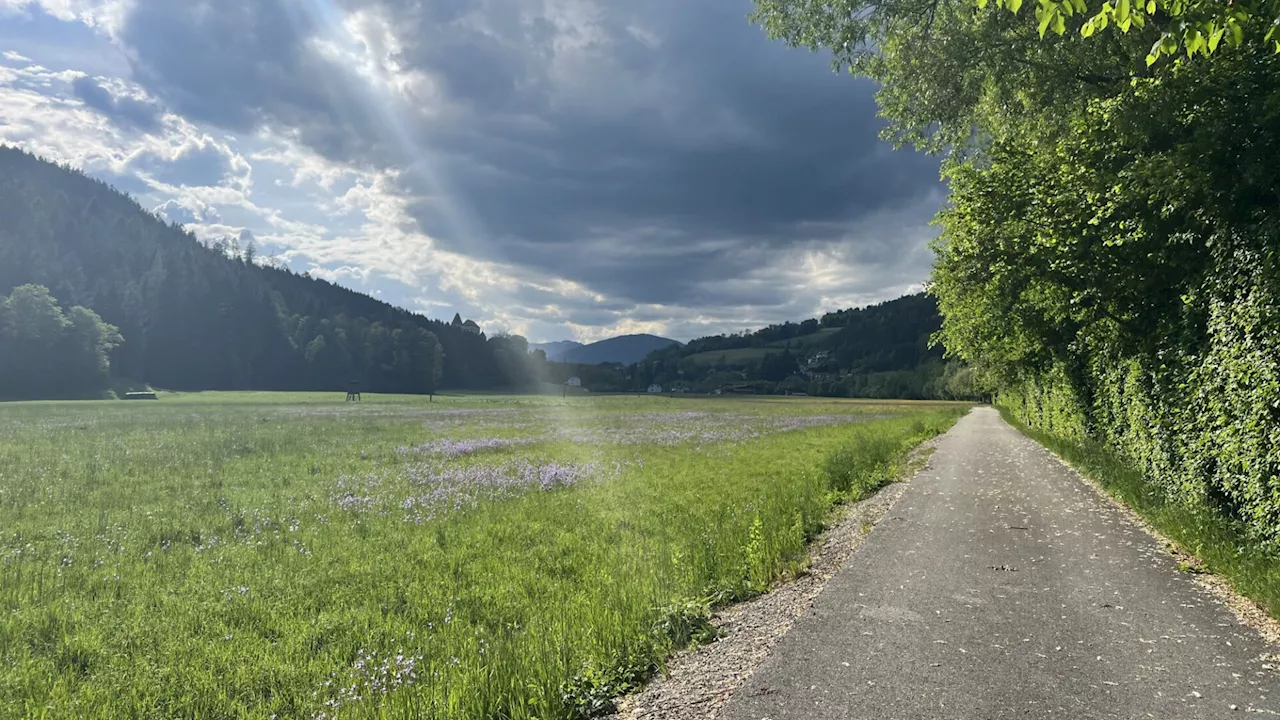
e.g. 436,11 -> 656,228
70,75 -> 163,131
118,1 -> 315,132
110,0 -> 943,315
391,0 -> 943,307
118,0 -> 395,163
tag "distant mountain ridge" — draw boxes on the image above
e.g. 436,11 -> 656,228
528,340 -> 584,359
546,334 -> 683,365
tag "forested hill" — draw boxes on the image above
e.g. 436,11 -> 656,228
0,147 -> 512,393
676,293 -> 940,371
598,293 -> 977,399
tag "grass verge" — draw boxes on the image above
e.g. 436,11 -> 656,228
997,406 -> 1280,621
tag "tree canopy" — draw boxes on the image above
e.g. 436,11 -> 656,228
0,284 -> 122,399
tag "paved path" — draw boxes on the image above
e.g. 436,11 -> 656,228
720,407 -> 1279,719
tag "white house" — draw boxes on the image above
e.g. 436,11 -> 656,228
647,384 -> 663,393
567,377 -> 582,387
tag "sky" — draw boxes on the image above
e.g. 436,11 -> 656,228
0,0 -> 945,343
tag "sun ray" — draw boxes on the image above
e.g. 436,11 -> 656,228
284,0 -> 497,267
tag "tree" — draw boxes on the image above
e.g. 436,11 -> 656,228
488,334 -> 539,388
0,285 -> 121,399
4,283 -> 66,347
759,349 -> 800,382
417,329 -> 445,393
752,0 -> 1140,154
62,305 -> 124,394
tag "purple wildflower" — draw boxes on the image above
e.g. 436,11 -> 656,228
395,437 -> 534,458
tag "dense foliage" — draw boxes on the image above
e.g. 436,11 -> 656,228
986,0 -> 1280,65
753,1 -> 1280,542
0,284 -> 121,399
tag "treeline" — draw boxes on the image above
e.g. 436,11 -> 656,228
753,3 -> 1280,541
0,147 -> 525,395
544,294 -> 979,400
0,285 -> 121,400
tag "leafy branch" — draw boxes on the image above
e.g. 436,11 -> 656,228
986,0 -> 1280,65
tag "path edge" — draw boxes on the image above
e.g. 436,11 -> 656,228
603,422 -> 958,720
995,408 -> 1280,648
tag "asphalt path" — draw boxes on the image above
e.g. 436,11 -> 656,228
719,407 -> 1279,719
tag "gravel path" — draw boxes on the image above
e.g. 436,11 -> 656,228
606,436 -> 942,720
719,406 -> 1280,719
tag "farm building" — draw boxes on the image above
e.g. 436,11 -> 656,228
567,377 -> 582,387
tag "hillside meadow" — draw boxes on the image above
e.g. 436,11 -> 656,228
0,393 -> 966,719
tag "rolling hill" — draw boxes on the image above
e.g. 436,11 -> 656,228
626,293 -> 978,400
529,340 -> 584,359
554,334 -> 683,365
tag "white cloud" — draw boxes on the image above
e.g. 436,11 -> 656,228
307,264 -> 377,284
0,71 -> 127,166
1,0 -> 133,35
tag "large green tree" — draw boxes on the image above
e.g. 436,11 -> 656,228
0,284 -> 122,399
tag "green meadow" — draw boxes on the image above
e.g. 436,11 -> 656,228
0,393 -> 965,719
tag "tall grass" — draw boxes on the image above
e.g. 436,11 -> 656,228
0,394 -> 964,719
998,406 -> 1280,620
